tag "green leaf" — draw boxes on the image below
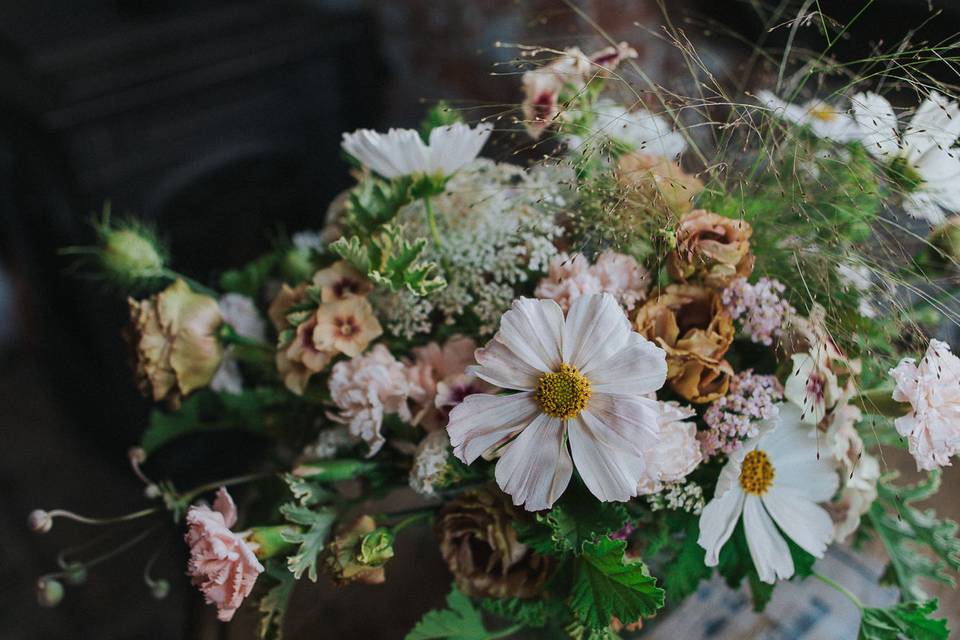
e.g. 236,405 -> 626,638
660,518 -> 712,604
419,101 -> 463,142
868,471 -> 960,601
332,224 -> 445,297
220,253 -> 279,297
258,560 -> 296,640
516,481 -> 628,555
279,503 -> 335,581
480,597 -> 562,629
569,537 -> 665,630
346,177 -> 413,234
858,599 -> 949,640
282,474 -> 334,507
406,586 -> 496,640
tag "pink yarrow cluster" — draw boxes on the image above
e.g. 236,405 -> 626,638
699,371 -> 783,459
722,277 -> 794,346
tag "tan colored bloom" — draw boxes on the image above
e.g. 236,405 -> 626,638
312,261 -> 373,303
617,152 -> 703,215
635,284 -> 734,403
322,515 -> 394,585
126,279 -> 223,406
313,297 -> 382,358
668,210 -> 754,288
267,283 -> 308,332
278,315 -> 334,395
435,488 -> 552,599
407,336 -> 492,431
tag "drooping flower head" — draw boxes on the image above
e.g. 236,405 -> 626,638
890,339 -> 960,470
185,488 -> 264,622
852,91 -> 960,224
447,293 -> 667,510
340,123 -> 492,180
698,404 -> 839,584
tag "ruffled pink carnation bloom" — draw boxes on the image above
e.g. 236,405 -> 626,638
890,339 -> 960,470
407,336 -> 494,431
328,344 -> 420,456
535,251 -> 648,312
185,488 -> 263,622
636,401 -> 702,494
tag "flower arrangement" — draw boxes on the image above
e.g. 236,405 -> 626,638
32,22 -> 960,640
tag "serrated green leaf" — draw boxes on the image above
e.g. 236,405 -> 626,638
858,598 -> 949,640
868,471 -> 960,601
332,224 -> 445,297
517,482 -> 628,555
480,597 -> 562,629
346,177 -> 412,233
406,586 -> 496,640
282,474 -> 333,507
329,235 -> 371,273
279,503 -> 335,581
220,253 -> 279,298
258,560 -> 296,640
570,537 -> 664,630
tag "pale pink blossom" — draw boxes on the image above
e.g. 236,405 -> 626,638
185,488 -> 263,622
722,277 -> 794,346
784,352 -> 839,425
592,250 -> 650,311
535,251 -> 648,312
328,344 -> 420,456
699,371 -> 782,459
637,402 -> 702,494
407,337 -> 494,430
890,339 -> 960,470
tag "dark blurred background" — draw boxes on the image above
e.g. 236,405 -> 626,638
1,1 -> 958,638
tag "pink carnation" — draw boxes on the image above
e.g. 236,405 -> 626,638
185,488 -> 263,622
535,251 -> 648,311
890,339 -> 960,470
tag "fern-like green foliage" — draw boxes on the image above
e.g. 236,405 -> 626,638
331,224 -> 445,296
858,598 -> 949,640
868,470 -> 960,602
258,560 -> 296,640
346,177 -> 413,235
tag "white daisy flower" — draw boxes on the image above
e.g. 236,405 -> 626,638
756,91 -> 862,142
340,122 -> 493,179
852,91 -> 960,223
698,404 -> 839,583
447,293 -> 668,511
566,99 -> 687,160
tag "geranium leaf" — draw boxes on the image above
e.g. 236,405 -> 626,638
406,585 -> 499,640
258,560 -> 296,640
279,503 -> 335,581
858,598 -> 949,640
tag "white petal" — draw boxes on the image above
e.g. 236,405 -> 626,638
428,122 -> 492,175
698,486 -> 745,566
568,415 -> 645,502
447,392 -> 539,463
581,392 -> 660,457
851,92 -> 900,160
762,487 -> 833,558
340,128 -> 429,178
903,92 -> 960,162
587,332 -> 667,395
495,413 -> 572,511
471,337 -> 541,391
902,191 -> 947,225
743,494 -> 794,584
498,297 -> 564,374
916,147 -> 960,215
774,453 -> 839,504
562,293 -> 630,372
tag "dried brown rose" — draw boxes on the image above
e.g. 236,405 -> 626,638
435,488 -> 551,599
125,279 -> 223,406
668,209 -> 754,288
634,284 -> 734,403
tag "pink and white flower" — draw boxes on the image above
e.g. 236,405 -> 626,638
890,339 -> 960,470
185,488 -> 264,622
406,336 -> 494,430
447,293 -> 668,511
341,123 -> 492,179
535,251 -> 648,312
784,352 -> 839,425
636,402 -> 702,495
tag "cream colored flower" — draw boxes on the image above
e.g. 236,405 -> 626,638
756,91 -> 862,142
313,296 -> 382,358
566,99 -> 686,160
890,339 -> 960,470
448,293 -> 668,511
636,402 -> 702,495
698,404 -> 838,583
312,261 -> 373,303
341,123 -> 492,179
784,352 -> 840,425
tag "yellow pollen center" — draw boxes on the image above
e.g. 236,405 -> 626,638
808,104 -> 837,122
535,364 -> 591,419
739,450 -> 775,495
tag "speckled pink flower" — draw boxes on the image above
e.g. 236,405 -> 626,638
185,488 -> 263,622
890,339 -> 960,470
407,336 -> 494,431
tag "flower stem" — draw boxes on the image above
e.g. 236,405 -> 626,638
814,572 -> 863,610
219,324 -> 274,352
390,510 -> 434,534
423,196 -> 442,249
46,507 -> 159,527
488,623 -> 524,639
178,471 -> 276,505
852,388 -> 911,418
160,268 -> 219,298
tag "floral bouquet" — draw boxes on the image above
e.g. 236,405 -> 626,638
32,20 -> 960,640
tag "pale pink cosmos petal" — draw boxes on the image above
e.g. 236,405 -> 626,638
762,487 -> 834,559
586,332 -> 667,395
903,91 -> 960,163
471,336 -> 541,391
568,415 -> 645,502
698,486 -> 745,566
562,293 -> 631,373
580,392 -> 660,457
447,392 -> 539,464
743,494 -> 794,584
852,92 -> 900,160
495,413 -> 572,511
497,297 -> 564,373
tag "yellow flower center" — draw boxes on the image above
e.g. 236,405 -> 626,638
536,364 -> 591,419
739,450 -> 775,495
808,104 -> 837,122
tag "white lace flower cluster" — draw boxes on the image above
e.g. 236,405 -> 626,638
647,481 -> 705,515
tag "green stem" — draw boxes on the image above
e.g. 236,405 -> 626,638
219,324 -> 273,352
852,388 -> 911,418
488,623 -> 524,639
178,471 -> 276,505
390,510 -> 434,535
160,268 -> 219,298
47,507 -> 160,526
814,572 -> 863,610
423,195 -> 442,249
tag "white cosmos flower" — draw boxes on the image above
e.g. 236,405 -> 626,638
698,404 -> 839,583
447,293 -> 668,511
566,99 -> 687,160
340,122 -> 493,179
756,91 -> 862,142
852,91 -> 960,224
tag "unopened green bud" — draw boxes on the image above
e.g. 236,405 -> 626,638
37,578 -> 64,607
291,459 -> 378,482
280,248 -> 316,283
101,227 -> 165,278
248,525 -> 298,560
64,563 -> 87,586
149,579 -> 170,600
358,529 -> 395,566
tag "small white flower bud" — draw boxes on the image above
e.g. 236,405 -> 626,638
150,579 -> 170,600
28,510 -> 52,533
37,578 -> 64,607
